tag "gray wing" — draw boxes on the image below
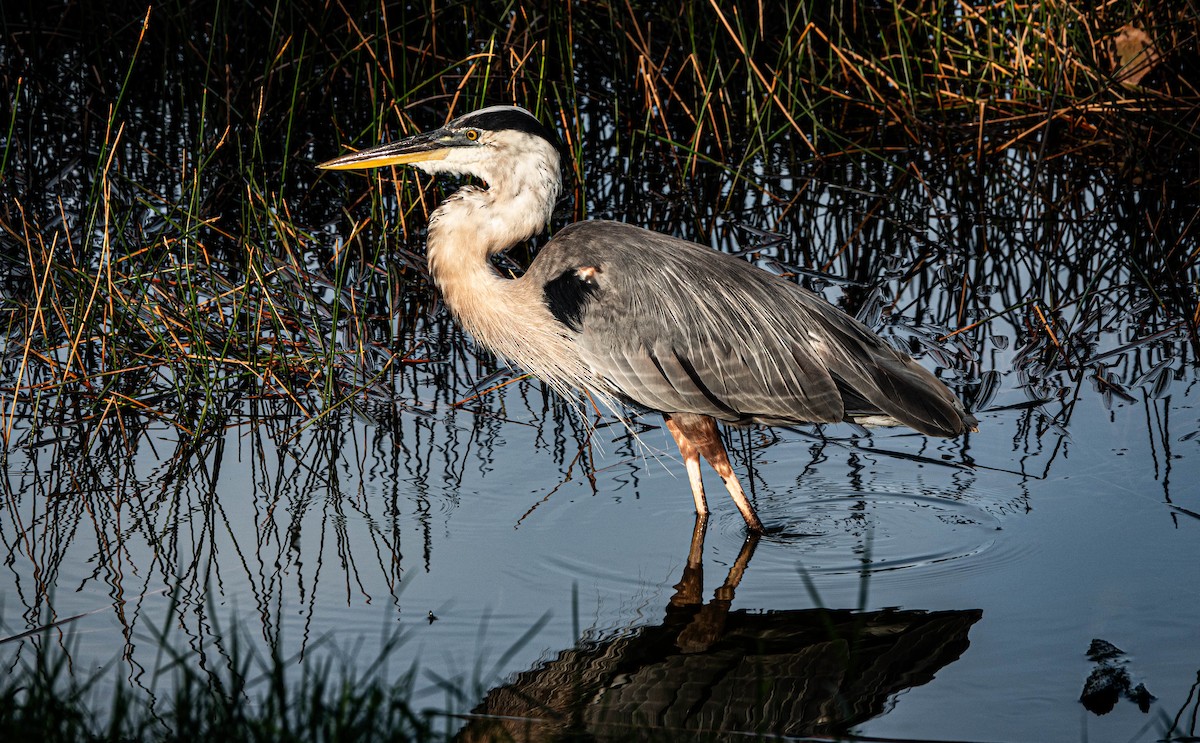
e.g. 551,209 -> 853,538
529,221 -> 971,436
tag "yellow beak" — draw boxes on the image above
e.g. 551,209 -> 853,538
317,129 -> 454,171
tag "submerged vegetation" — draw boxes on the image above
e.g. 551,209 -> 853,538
1,0 -> 1199,740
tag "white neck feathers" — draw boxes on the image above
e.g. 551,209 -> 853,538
417,130 -> 595,403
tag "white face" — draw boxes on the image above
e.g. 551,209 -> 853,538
414,127 -> 561,194
419,124 -> 564,254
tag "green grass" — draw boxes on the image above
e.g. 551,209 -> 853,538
0,618 -> 441,743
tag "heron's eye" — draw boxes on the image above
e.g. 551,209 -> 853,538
464,129 -> 480,141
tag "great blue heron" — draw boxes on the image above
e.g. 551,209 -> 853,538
319,105 -> 977,532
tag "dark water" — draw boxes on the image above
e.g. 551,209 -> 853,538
2,3 -> 1200,741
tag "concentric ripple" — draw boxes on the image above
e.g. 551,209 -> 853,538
754,491 -> 1003,577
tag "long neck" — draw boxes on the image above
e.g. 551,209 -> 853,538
423,180 -> 593,401
425,183 -> 546,326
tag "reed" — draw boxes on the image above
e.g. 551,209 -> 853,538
0,0 -> 1196,444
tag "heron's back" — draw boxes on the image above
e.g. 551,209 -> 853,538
527,221 -> 976,437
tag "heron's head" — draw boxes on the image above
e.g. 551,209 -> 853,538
318,105 -> 562,193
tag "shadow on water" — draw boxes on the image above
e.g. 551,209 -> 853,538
1,1 -> 1199,740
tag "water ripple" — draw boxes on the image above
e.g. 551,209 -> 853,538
749,489 -> 1014,584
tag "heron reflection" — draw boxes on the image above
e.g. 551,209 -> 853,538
458,516 -> 982,740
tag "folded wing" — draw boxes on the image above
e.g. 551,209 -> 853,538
532,221 -> 973,436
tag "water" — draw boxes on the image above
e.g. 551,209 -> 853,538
2,4 -> 1200,740
2,339 -> 1197,739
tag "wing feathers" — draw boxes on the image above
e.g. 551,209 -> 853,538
530,221 -> 973,436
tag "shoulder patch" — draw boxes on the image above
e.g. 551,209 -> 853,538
544,266 -> 601,332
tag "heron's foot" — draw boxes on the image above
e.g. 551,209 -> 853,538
742,514 -> 766,534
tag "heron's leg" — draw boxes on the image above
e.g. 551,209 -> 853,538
666,414 -> 765,533
664,415 -> 709,517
